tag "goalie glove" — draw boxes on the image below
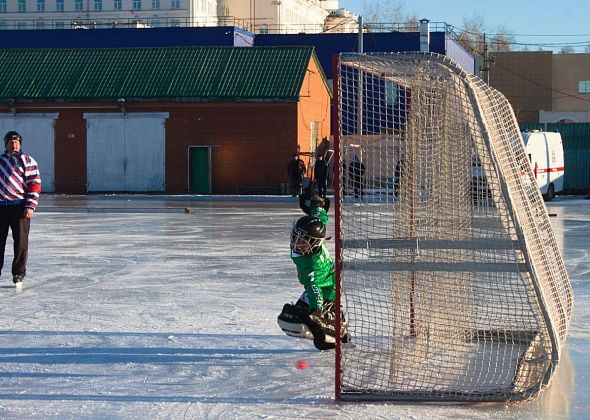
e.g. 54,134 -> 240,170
277,303 -> 313,340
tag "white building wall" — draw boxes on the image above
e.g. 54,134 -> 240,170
218,0 -> 329,34
0,0 -> 335,33
0,0 -> 217,29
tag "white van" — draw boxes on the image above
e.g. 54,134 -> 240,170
522,131 -> 565,202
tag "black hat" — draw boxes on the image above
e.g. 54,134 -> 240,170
4,131 -> 22,145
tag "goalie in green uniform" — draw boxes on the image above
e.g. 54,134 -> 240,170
277,189 -> 347,350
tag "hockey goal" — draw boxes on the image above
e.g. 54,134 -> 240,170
334,52 -> 574,402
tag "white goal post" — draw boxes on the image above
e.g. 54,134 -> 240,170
333,52 -> 574,402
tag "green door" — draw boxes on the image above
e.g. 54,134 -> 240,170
189,146 -> 211,194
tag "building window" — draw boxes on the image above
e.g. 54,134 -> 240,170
18,0 -> 26,12
17,21 -> 27,29
0,21 -> 6,28
56,0 -> 64,11
171,19 -> 180,27
36,21 -> 46,29
75,0 -> 83,11
171,0 -> 180,9
55,21 -> 65,28
0,0 -> 6,13
114,0 -> 122,9
94,0 -> 102,11
152,0 -> 160,9
37,0 -> 45,11
579,81 -> 590,94
133,0 -> 141,10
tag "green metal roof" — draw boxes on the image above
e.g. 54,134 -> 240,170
0,46 -> 329,103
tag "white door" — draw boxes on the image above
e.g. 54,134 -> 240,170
0,113 -> 58,192
85,113 -> 168,192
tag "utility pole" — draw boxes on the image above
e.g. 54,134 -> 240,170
482,33 -> 490,84
357,15 -> 363,135
250,0 -> 256,33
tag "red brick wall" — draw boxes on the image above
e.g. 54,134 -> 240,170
54,108 -> 89,193
163,102 -> 299,194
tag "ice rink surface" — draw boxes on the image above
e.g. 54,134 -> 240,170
0,194 -> 587,419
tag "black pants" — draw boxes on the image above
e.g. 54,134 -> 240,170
0,204 -> 30,277
315,179 -> 327,197
290,179 -> 303,196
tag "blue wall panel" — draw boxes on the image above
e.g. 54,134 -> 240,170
0,26 -> 254,48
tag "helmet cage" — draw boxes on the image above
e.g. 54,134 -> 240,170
290,224 -> 324,255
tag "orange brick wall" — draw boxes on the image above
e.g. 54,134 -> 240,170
296,56 -> 332,178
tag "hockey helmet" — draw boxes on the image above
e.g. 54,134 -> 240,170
290,215 -> 326,255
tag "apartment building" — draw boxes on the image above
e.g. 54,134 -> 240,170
0,0 -> 351,33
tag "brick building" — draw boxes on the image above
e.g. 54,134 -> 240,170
0,45 -> 331,194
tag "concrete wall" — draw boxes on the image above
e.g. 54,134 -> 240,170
552,54 -> 590,112
490,51 -> 553,122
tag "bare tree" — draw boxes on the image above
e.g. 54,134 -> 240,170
456,14 -> 514,54
490,26 -> 515,52
360,0 -> 416,31
559,46 -> 576,54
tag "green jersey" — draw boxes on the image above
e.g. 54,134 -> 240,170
291,238 -> 335,312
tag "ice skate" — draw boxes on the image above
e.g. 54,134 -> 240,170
13,275 -> 24,293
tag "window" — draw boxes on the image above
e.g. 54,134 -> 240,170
171,0 -> 180,9
17,21 -> 27,29
56,0 -> 64,11
0,21 -> 6,28
132,0 -> 141,9
0,0 -> 6,13
94,0 -> 102,11
579,81 -> 590,94
36,21 -> 46,29
114,0 -> 122,9
18,0 -> 26,12
55,21 -> 65,28
37,0 -> 45,11
171,19 -> 180,27
75,0 -> 83,11
152,0 -> 160,9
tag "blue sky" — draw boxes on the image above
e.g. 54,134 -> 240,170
338,0 -> 590,52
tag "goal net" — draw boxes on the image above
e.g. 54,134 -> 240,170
334,52 -> 574,402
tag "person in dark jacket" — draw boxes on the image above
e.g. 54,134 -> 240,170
348,155 -> 366,199
287,154 -> 306,197
313,155 -> 328,197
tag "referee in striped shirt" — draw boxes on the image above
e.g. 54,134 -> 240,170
0,131 -> 41,288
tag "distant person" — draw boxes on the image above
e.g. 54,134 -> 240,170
287,154 -> 306,197
314,155 -> 328,197
348,155 -> 366,199
0,131 -> 41,290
